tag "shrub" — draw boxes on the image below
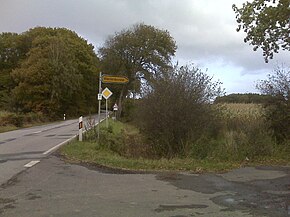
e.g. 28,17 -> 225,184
0,112 -> 24,127
257,65 -> 290,143
98,127 -> 124,154
121,98 -> 137,122
136,65 -> 223,158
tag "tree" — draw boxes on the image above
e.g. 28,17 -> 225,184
11,27 -> 99,117
0,33 -> 29,108
232,0 -> 290,62
136,65 -> 223,158
98,23 -> 177,115
256,65 -> 290,142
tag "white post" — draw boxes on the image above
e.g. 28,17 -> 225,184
98,72 -> 102,141
79,116 -> 83,142
106,99 -> 108,128
63,114 -> 66,121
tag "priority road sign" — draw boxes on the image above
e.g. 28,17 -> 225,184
102,87 -> 113,99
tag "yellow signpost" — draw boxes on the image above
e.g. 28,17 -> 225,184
97,73 -> 129,140
101,87 -> 112,128
102,75 -> 129,84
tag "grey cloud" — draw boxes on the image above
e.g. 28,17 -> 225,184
0,0 -> 289,76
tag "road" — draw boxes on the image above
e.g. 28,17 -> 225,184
0,156 -> 289,217
0,115 -> 104,186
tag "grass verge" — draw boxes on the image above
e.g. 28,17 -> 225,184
60,141 -> 242,172
60,119 -> 289,172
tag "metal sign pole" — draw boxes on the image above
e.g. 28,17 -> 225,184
98,72 -> 102,141
106,99 -> 109,128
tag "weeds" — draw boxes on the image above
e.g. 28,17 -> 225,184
0,110 -> 47,132
61,106 -> 289,172
214,103 -> 276,160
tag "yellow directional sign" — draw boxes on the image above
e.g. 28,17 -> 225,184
102,75 -> 129,84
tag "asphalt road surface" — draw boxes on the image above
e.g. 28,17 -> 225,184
0,117 -> 289,217
0,115 -> 104,186
0,157 -> 289,216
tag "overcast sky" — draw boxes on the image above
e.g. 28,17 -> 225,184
1,0 -> 289,94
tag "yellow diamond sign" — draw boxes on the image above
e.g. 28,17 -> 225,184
102,87 -> 113,99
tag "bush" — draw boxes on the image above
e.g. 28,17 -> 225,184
0,112 -> 24,127
121,98 -> 137,122
136,65 -> 223,158
98,126 -> 124,154
83,119 -> 152,158
257,66 -> 290,143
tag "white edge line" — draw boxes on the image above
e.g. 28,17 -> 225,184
24,160 -> 40,168
43,135 -> 77,155
42,117 -> 107,155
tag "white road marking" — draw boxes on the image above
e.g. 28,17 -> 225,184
42,117 -> 106,155
32,131 -> 42,134
42,135 -> 77,155
24,160 -> 40,168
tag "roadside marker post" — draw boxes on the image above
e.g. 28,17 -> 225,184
63,114 -> 66,121
79,116 -> 83,141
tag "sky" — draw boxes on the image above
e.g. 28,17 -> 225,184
0,0 -> 289,94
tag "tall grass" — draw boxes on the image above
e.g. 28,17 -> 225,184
212,103 -> 275,160
0,110 -> 47,132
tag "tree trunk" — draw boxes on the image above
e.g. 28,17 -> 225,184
117,86 -> 125,118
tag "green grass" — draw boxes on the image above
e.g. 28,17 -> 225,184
60,110 -> 290,173
60,119 -> 233,172
60,140 -> 289,172
60,141 -> 241,172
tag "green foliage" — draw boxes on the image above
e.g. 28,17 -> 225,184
189,103 -> 274,160
98,23 -> 177,115
0,33 -> 28,109
2,27 -> 100,117
256,66 -> 290,143
215,93 -> 272,104
61,105 -> 288,171
120,98 -> 137,122
97,126 -> 124,154
61,140 -> 241,172
232,0 -> 290,62
0,110 -> 46,130
136,65 -> 223,158
83,119 -> 151,159
0,112 -> 24,127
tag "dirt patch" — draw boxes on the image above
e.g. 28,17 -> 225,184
55,152 -> 151,175
26,193 -> 42,200
0,197 -> 16,214
155,204 -> 208,212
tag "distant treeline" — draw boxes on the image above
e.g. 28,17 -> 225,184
215,93 -> 272,104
